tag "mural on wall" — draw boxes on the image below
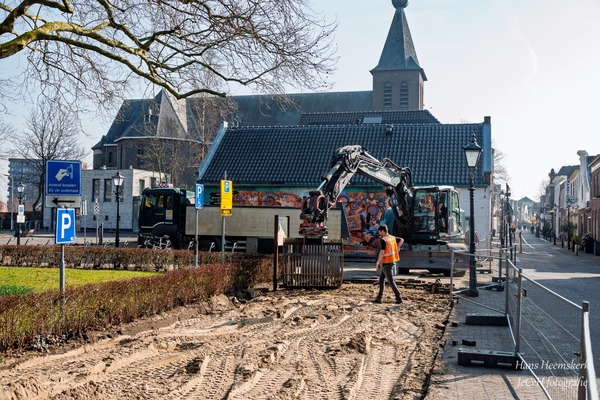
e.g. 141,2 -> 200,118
232,189 -> 389,256
233,191 -> 303,207
340,191 -> 388,256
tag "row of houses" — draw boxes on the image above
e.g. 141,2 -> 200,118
540,150 -> 600,253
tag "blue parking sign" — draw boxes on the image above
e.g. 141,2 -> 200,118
195,184 -> 204,209
56,209 -> 76,244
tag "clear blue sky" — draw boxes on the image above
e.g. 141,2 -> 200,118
2,0 -> 600,202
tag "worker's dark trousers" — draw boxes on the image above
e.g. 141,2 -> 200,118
376,262 -> 402,301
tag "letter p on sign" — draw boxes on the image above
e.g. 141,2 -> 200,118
56,209 -> 76,244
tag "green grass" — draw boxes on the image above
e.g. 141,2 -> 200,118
0,285 -> 33,296
0,266 -> 160,294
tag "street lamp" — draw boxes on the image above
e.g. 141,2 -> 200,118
549,169 -> 556,245
567,199 -> 572,250
16,182 -> 25,246
464,134 -> 482,297
112,171 -> 124,248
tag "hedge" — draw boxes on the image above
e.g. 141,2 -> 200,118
0,248 -> 273,353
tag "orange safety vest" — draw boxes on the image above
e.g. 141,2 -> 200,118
381,236 -> 400,263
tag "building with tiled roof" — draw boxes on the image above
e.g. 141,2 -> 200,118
196,0 -> 494,248
93,0 -> 494,243
92,91 -> 195,186
200,122 -> 490,188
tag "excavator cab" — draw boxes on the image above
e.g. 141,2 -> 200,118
410,186 -> 463,243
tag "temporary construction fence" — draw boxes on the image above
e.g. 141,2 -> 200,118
451,247 -> 598,400
279,237 -> 344,288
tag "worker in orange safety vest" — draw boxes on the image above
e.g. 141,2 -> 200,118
373,224 -> 403,304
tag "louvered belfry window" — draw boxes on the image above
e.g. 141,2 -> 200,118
400,81 -> 409,110
384,83 -> 392,109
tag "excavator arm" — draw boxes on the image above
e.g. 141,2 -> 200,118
300,145 -> 413,236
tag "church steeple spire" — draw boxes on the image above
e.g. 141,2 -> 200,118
371,1 -> 427,111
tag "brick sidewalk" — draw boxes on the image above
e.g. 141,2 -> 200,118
425,286 -> 547,399
426,231 -> 600,399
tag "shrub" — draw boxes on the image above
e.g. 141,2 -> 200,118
0,245 -> 273,275
0,253 -> 272,353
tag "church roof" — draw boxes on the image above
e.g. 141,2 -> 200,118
93,91 -> 187,149
215,92 -> 374,127
199,122 -> 489,188
371,1 -> 427,80
92,99 -> 154,149
299,110 -> 439,125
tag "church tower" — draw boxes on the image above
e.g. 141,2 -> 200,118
371,0 -> 427,111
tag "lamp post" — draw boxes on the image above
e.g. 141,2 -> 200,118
553,205 -> 558,246
567,201 -> 572,250
16,182 -> 25,246
464,134 -> 482,297
548,169 -> 556,245
112,171 -> 124,248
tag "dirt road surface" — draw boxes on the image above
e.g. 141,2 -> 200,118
0,284 -> 451,400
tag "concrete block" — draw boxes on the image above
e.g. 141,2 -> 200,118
465,313 -> 508,326
457,348 -> 520,369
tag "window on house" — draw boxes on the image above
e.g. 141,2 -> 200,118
108,152 -> 113,165
139,179 -> 145,194
400,81 -> 409,110
104,179 -> 112,202
136,145 -> 145,168
92,179 -> 100,201
151,177 -> 157,187
383,83 -> 392,109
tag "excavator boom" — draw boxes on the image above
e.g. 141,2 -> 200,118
300,145 -> 413,236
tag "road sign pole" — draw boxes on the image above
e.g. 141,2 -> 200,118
60,239 -> 66,321
221,216 -> 226,264
221,173 -> 227,264
94,199 -> 100,244
82,197 -> 87,245
60,242 -> 66,293
194,209 -> 199,267
194,183 -> 204,267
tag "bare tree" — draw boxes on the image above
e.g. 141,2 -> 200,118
190,95 -> 237,160
140,137 -> 202,188
0,0 -> 337,114
0,119 -> 12,158
492,146 -> 510,186
538,178 -> 549,202
11,98 -> 88,214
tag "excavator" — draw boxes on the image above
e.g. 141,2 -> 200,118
300,145 -> 467,275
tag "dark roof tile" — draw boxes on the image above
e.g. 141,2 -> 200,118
200,124 -> 486,187
298,110 -> 440,125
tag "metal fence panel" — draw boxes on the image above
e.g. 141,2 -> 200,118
497,256 -> 595,399
281,238 -> 344,288
452,245 -> 597,399
517,272 -> 583,399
